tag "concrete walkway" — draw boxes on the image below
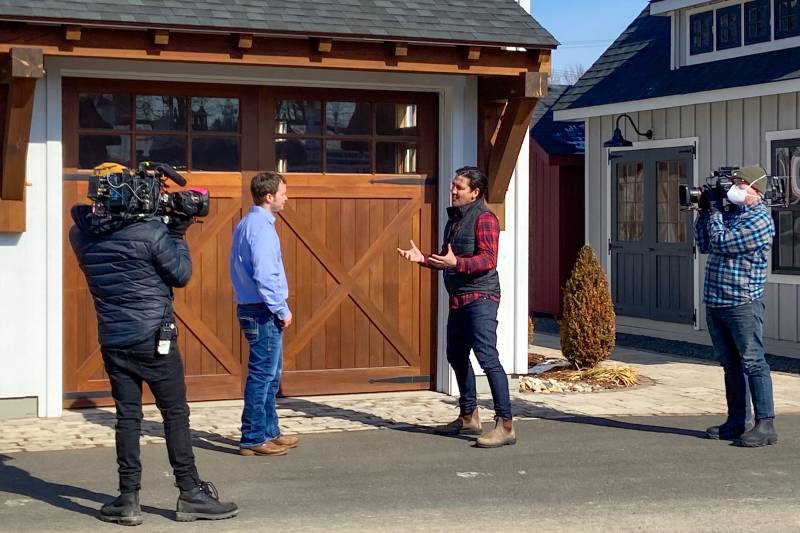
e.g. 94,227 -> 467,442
3,334 -> 800,454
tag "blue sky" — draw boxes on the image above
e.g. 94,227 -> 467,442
532,0 -> 649,83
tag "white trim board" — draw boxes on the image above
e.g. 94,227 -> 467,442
765,128 -> 800,285
650,0 -> 715,15
554,77 -> 800,121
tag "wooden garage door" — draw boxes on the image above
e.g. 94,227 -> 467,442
61,80 -> 437,405
269,89 -> 438,395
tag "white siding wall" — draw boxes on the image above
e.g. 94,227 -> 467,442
587,92 -> 800,351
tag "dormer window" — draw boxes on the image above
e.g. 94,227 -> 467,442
690,11 -> 714,54
775,0 -> 800,39
716,5 -> 742,49
744,0 -> 771,44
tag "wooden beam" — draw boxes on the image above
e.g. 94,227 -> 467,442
0,27 -> 541,76
65,25 -> 81,41
486,97 -> 537,203
237,33 -> 253,49
153,29 -> 169,46
467,46 -> 481,61
531,48 -> 552,76
394,42 -> 408,57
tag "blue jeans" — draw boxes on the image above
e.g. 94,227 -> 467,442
446,297 -> 512,420
706,299 -> 774,423
238,304 -> 284,448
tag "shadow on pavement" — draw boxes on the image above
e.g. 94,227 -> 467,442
0,453 -> 172,521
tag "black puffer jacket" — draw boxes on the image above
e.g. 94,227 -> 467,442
69,204 -> 192,348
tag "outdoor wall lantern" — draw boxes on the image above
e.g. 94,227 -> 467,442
603,113 -> 653,147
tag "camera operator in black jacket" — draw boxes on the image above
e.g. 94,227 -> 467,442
70,205 -> 238,526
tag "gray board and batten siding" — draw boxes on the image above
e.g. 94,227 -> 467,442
586,92 -> 800,348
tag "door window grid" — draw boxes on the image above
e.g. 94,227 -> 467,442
617,161 -> 644,241
771,139 -> 800,273
77,93 -> 241,171
275,100 -> 420,174
657,160 -> 689,243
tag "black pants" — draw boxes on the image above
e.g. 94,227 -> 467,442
102,335 -> 199,493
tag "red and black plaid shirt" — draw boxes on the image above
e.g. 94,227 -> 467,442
423,211 -> 500,309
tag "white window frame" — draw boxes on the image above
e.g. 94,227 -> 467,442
683,0 -> 800,67
766,128 -> 800,284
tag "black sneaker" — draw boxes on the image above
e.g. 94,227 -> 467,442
99,491 -> 143,526
175,481 -> 239,522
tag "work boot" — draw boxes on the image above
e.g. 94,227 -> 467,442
476,417 -> 516,448
175,481 -> 239,522
99,491 -> 143,526
705,419 -> 751,440
271,434 -> 300,448
435,409 -> 481,435
734,418 -> 778,448
239,440 -> 289,456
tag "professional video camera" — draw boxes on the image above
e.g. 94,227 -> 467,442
679,165 -> 788,211
87,161 -> 210,223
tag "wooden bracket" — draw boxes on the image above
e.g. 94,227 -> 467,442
486,97 -> 537,204
316,38 -> 333,53
153,30 -> 169,46
467,46 -> 481,61
393,42 -> 408,57
237,34 -> 253,49
65,26 -> 82,41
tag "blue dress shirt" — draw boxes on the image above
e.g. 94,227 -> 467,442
229,205 -> 290,319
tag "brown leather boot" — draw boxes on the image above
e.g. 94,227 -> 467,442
271,434 -> 299,448
239,441 -> 289,456
476,417 -> 516,448
435,409 -> 482,435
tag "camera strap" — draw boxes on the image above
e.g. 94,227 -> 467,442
157,305 -> 176,356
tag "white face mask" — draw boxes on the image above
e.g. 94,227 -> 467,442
727,173 -> 766,206
727,185 -> 748,205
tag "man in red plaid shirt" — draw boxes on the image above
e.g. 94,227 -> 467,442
398,166 -> 514,448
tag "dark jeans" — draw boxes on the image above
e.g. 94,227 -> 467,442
237,304 -> 284,448
706,299 -> 775,423
446,297 -> 512,420
102,335 -> 199,494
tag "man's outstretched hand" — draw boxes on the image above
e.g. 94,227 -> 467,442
428,244 -> 457,269
397,240 -> 425,263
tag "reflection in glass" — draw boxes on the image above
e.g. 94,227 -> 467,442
191,97 -> 239,132
376,103 -> 418,136
192,138 -> 240,170
79,93 -> 130,130
136,96 -> 187,131
657,160 -> 688,243
275,100 -> 321,135
135,135 -> 187,168
79,135 -> 131,169
617,161 -> 644,241
326,102 -> 371,135
376,142 -> 417,173
326,140 -> 370,173
276,138 -> 321,172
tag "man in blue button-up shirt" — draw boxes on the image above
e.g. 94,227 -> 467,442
230,171 -> 298,456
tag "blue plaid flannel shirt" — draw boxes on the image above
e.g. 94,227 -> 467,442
695,202 -> 774,308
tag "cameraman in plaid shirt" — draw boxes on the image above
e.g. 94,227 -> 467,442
695,173 -> 776,447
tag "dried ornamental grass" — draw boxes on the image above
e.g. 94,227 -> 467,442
560,245 -> 616,370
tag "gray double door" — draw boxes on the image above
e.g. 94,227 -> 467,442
610,147 -> 694,324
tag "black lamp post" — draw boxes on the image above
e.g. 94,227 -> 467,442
603,113 -> 653,147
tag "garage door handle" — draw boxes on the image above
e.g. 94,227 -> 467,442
369,177 -> 435,185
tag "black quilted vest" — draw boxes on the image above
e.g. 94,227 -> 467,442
442,200 -> 501,298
